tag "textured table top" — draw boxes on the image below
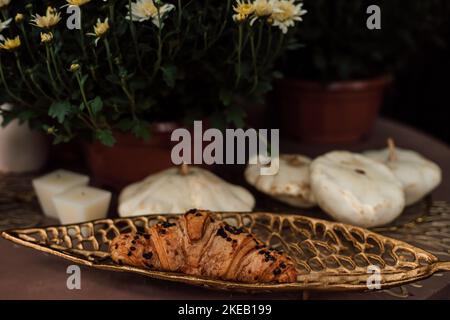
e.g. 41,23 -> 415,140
1,118 -> 450,300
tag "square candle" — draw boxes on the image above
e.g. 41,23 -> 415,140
53,186 -> 111,224
32,170 -> 89,219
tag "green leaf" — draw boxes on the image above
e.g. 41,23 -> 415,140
139,97 -> 156,111
105,74 -> 120,84
116,21 -> 128,36
117,118 -> 150,140
161,65 -> 177,88
95,129 -> 116,147
49,101 -> 73,124
18,110 -> 37,123
53,135 -> 71,145
118,66 -> 128,79
89,96 -> 103,115
272,71 -> 284,79
254,80 -> 273,95
116,118 -> 135,132
132,120 -> 150,140
286,42 -> 305,50
129,79 -> 147,92
219,89 -> 232,106
80,74 -> 89,87
138,43 -> 152,54
208,112 -> 226,131
0,111 -> 16,127
226,105 -> 247,128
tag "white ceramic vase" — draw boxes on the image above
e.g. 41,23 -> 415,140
0,104 -> 49,173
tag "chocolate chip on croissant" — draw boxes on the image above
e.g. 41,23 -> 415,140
110,209 -> 297,283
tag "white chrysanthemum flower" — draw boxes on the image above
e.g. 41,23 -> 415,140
126,0 -> 175,28
254,0 -> 273,17
232,0 -> 255,22
270,0 -> 307,34
250,0 -> 273,25
0,18 -> 11,41
0,18 -> 11,32
87,18 -> 110,46
30,7 -> 62,29
0,0 -> 11,9
40,32 -> 54,44
0,36 -> 21,51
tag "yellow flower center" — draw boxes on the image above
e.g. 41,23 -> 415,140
242,4 -> 254,15
94,19 -> 109,37
235,3 -> 254,16
234,13 -> 247,22
31,7 -> 61,29
140,1 -> 158,17
40,32 -> 54,43
47,127 -> 56,134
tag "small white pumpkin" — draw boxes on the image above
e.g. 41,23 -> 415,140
244,154 -> 316,208
310,151 -> 405,228
364,139 -> 442,206
118,165 -> 255,216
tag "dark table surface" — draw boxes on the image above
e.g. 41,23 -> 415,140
1,117 -> 450,300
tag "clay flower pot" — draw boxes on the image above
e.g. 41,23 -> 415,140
83,122 -> 180,190
275,75 -> 392,144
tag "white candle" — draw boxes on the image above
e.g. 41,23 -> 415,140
53,186 -> 111,224
32,170 -> 89,218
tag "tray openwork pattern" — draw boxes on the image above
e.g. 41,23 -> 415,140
2,212 -> 450,292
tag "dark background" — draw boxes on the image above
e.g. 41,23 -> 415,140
382,46 -> 450,146
374,1 -> 449,145
284,0 -> 450,146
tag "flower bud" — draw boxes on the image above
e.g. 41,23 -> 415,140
69,63 -> 80,72
40,32 -> 54,44
15,13 -> 24,23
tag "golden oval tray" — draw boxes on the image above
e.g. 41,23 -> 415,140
2,212 -> 450,293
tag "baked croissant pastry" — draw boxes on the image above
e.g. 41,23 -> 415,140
110,209 -> 297,283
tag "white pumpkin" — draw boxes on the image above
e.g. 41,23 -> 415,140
118,165 -> 255,216
364,139 -> 442,206
310,151 -> 405,228
244,154 -> 316,208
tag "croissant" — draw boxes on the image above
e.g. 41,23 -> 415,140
110,209 -> 297,283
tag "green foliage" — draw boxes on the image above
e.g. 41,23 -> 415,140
49,100 -> 73,123
95,129 -> 116,147
89,96 -> 104,115
0,0 -> 301,145
161,65 -> 177,88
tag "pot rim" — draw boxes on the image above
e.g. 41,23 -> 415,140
81,121 -> 181,148
278,74 -> 393,91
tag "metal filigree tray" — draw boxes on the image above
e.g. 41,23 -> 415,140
2,212 -> 450,293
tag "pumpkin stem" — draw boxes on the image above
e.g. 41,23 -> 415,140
387,138 -> 398,162
180,163 -> 189,175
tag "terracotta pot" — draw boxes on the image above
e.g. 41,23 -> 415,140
83,122 -> 180,190
275,75 -> 392,144
234,96 -> 268,129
